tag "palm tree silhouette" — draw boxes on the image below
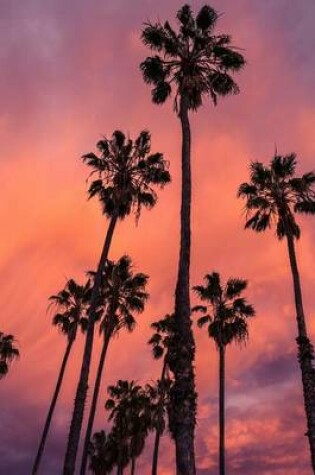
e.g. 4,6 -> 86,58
32,278 -> 92,474
0,332 -> 19,379
80,256 -> 149,474
64,130 -> 170,474
88,430 -> 117,475
148,314 -> 175,475
193,272 -> 255,475
105,380 -> 152,475
238,153 -> 315,470
140,6 -> 245,471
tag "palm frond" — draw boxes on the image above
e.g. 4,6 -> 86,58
191,305 -> 207,313
209,72 -> 240,103
244,210 -> 271,233
140,56 -> 167,85
226,278 -> 247,299
152,81 -> 172,104
213,46 -> 245,71
295,200 -> 315,214
271,153 -> 296,178
177,4 -> 194,27
238,182 -> 257,198
197,315 -> 212,328
141,24 -> 166,51
196,5 -> 218,31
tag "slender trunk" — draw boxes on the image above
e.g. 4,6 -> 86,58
32,336 -> 75,474
117,454 -> 124,475
219,345 -> 225,475
63,215 -> 118,475
117,431 -> 124,475
152,359 -> 167,475
131,457 -> 136,475
286,231 -> 315,472
80,335 -> 110,475
171,94 -> 196,475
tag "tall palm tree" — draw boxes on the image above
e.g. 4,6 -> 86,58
32,278 -> 92,475
238,153 -> 315,470
63,130 -> 170,474
140,6 -> 245,472
148,314 -> 175,475
193,272 -> 255,475
0,332 -> 19,379
80,256 -> 149,474
105,380 -> 152,475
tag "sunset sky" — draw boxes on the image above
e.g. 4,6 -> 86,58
1,0 -> 315,473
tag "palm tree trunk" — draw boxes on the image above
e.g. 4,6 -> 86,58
116,430 -> 124,475
219,345 -> 225,475
117,450 -> 124,475
131,456 -> 136,475
171,94 -> 196,475
152,359 -> 167,475
63,214 -> 118,475
80,334 -> 110,475
286,230 -> 315,472
32,336 -> 75,474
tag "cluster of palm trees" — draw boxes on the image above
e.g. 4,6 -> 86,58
2,3 -> 315,475
31,129 -> 171,475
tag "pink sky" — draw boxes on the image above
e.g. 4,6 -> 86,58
1,0 -> 315,473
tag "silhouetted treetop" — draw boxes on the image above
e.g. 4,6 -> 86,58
140,4 -> 245,111
193,272 -> 255,348
238,153 -> 315,240
82,130 -> 171,220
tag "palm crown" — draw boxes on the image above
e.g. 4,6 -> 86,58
140,4 -> 245,111
89,430 -> 117,475
238,153 -> 315,240
95,255 -> 149,339
50,278 -> 92,340
0,332 -> 19,378
105,380 -> 147,421
148,314 -> 176,360
148,315 -> 175,434
82,130 -> 170,219
193,272 -> 255,348
105,380 -> 153,463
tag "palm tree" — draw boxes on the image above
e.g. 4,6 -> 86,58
148,314 -> 175,475
105,380 -> 152,475
80,256 -> 149,474
238,153 -> 315,470
140,6 -> 245,472
193,272 -> 255,475
32,278 -> 92,474
63,130 -> 170,474
0,332 -> 19,379
89,430 -> 118,475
